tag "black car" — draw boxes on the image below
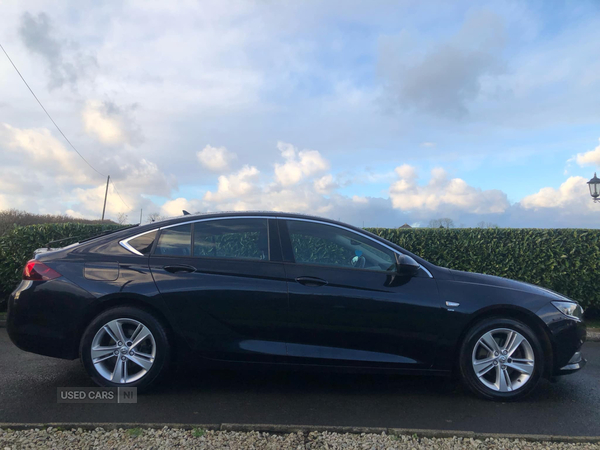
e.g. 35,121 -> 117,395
7,212 -> 586,400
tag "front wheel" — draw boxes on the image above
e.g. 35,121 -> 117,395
459,318 -> 544,401
80,306 -> 171,391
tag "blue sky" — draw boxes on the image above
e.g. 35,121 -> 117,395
1,0 -> 600,227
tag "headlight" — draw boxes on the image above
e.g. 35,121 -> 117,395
551,301 -> 584,320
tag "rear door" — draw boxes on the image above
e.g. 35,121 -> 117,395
279,218 -> 442,369
149,217 -> 289,363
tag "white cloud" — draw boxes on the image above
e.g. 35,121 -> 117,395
117,158 -> 174,197
0,123 -> 93,185
160,197 -> 197,217
509,176 -> 599,228
0,194 -> 10,210
19,12 -> 97,90
0,120 -> 177,221
65,209 -> 85,219
395,164 -> 418,181
378,10 -> 505,117
71,183 -> 131,216
314,174 -> 338,194
520,176 -> 589,209
204,165 -> 260,202
352,195 -> 368,204
197,145 -> 236,172
575,139 -> 600,167
3,3 -> 600,229
274,142 -> 329,186
82,100 -> 128,145
389,165 -> 509,215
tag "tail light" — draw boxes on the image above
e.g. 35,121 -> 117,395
23,260 -> 61,281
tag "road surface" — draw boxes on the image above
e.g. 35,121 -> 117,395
0,328 -> 598,436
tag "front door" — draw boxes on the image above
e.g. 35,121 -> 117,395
149,218 -> 289,363
279,219 -> 442,369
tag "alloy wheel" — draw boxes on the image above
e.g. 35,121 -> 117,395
471,328 -> 535,392
90,318 -> 156,384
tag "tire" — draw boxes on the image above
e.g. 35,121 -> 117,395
458,317 -> 544,401
80,306 -> 171,391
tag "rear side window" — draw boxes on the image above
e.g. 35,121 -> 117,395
154,224 -> 192,256
193,218 -> 268,260
126,231 -> 157,256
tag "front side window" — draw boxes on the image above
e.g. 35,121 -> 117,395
286,220 -> 396,271
154,224 -> 192,256
193,218 -> 269,260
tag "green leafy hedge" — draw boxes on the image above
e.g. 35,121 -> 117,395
366,228 -> 600,317
0,223 -> 121,308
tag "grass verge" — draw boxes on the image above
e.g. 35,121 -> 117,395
126,428 -> 142,438
586,318 -> 600,329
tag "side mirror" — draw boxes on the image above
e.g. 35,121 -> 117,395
395,253 -> 420,276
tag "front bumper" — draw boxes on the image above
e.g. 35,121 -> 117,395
536,303 -> 586,376
556,351 -> 587,375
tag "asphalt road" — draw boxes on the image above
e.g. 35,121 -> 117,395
0,328 -> 598,436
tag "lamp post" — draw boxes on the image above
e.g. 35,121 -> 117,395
588,173 -> 600,202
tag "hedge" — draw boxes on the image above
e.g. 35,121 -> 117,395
0,223 -> 122,308
1,225 -> 599,317
366,228 -> 600,317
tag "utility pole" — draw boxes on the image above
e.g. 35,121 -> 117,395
101,175 -> 110,221
139,209 -> 143,224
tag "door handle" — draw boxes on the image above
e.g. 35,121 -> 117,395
163,264 -> 196,273
295,276 -> 328,287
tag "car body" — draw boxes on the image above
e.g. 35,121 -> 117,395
7,211 -> 586,400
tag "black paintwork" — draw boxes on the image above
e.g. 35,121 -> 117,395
7,211 -> 586,377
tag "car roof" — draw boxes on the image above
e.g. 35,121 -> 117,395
144,211 -> 348,229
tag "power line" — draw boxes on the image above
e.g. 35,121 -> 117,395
109,180 -> 131,210
0,43 -> 103,177
0,42 -> 131,211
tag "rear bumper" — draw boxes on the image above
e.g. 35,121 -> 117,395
8,328 -> 75,359
7,278 -> 93,360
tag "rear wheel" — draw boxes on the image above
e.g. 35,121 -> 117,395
80,306 -> 171,391
459,318 -> 544,401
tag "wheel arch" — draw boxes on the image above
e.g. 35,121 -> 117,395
454,305 -> 554,379
77,295 -> 182,361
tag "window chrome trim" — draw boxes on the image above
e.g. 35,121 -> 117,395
119,229 -> 157,256
158,215 -> 270,230
119,214 -> 434,278
120,216 -> 271,257
279,216 -> 434,278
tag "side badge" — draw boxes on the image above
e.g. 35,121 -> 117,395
445,301 -> 460,311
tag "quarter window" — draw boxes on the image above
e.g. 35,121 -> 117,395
193,218 -> 269,260
126,231 -> 157,256
154,224 -> 192,256
286,220 -> 396,271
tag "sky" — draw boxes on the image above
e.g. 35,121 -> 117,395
1,0 -> 600,228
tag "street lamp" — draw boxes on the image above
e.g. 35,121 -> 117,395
588,173 -> 600,202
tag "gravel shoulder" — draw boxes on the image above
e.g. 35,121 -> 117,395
588,329 -> 600,341
2,427 -> 600,450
